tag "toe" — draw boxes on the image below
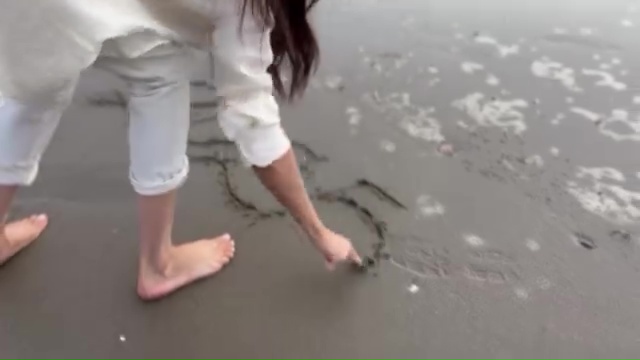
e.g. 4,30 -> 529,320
213,237 -> 235,260
224,241 -> 235,259
5,214 -> 49,239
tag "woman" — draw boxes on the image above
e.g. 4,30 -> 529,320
0,0 -> 361,300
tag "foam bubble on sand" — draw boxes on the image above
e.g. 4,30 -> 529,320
526,239 -> 541,252
634,96 -> 640,104
553,27 -> 568,34
611,58 -> 622,66
567,167 -> 640,224
346,106 -> 362,126
461,61 -> 484,74
325,75 -> 345,90
363,92 -> 445,144
549,147 -> 560,157
486,74 -> 500,86
428,66 -> 439,74
621,19 -> 635,28
457,120 -> 471,130
363,56 -> 384,73
593,54 -> 602,61
417,194 -> 445,217
119,335 -> 127,343
394,57 -> 410,70
514,287 -> 530,300
600,109 -> 640,142
380,139 -> 397,153
550,113 -> 565,126
428,78 -> 441,87
408,283 -> 420,294
582,69 -> 627,91
501,159 -> 518,173
464,234 -> 486,247
537,277 -> 552,290
453,92 -> 529,135
577,166 -> 626,182
475,35 -> 520,57
400,113 -> 444,143
579,28 -> 594,36
531,58 -> 582,92
526,154 -> 544,168
599,63 -> 612,70
571,108 -> 640,142
570,107 -> 600,122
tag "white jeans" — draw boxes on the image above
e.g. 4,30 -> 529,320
0,44 -> 191,195
0,43 -> 290,196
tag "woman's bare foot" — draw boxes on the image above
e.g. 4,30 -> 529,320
137,234 -> 235,301
0,214 -> 49,265
310,227 -> 362,270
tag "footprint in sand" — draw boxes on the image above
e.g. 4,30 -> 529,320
388,235 -> 454,279
464,248 -> 521,284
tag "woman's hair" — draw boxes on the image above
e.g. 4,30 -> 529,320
242,0 -> 320,101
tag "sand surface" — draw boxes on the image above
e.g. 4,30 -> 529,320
2,0 -> 640,357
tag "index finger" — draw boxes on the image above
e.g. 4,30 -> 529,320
348,246 -> 363,266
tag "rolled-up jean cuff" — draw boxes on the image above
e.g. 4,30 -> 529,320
0,163 -> 39,186
236,125 -> 291,168
129,157 -> 190,196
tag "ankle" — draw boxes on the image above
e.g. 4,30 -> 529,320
139,248 -> 173,277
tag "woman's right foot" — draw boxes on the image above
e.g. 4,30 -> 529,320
137,234 -> 235,301
0,214 -> 49,265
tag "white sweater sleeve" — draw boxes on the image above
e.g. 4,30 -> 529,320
212,1 -> 291,167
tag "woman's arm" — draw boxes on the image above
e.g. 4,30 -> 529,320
253,149 -> 362,269
211,1 -> 361,269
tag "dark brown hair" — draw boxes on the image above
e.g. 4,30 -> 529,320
242,0 -> 320,101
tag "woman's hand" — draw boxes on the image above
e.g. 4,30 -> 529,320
253,149 -> 362,270
310,227 -> 362,270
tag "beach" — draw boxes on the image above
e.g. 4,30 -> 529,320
1,0 -> 640,357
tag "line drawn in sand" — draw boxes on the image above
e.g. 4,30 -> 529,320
188,134 -> 410,270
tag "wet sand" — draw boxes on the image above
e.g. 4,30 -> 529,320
2,0 -> 640,357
